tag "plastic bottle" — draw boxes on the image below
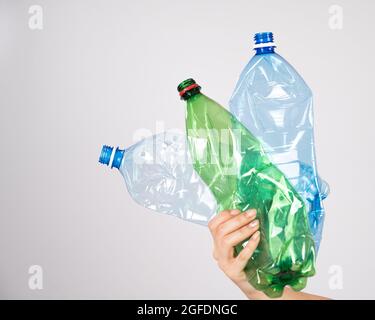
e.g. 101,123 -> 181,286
229,32 -> 328,250
98,131 -> 217,225
178,78 -> 315,298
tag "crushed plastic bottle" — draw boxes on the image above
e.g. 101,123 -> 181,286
99,131 -> 217,225
229,32 -> 329,250
178,78 -> 315,298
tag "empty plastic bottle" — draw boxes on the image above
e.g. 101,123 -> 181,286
178,78 -> 315,298
229,32 -> 329,250
98,132 -> 217,225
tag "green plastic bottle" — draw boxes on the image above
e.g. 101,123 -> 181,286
178,78 -> 316,298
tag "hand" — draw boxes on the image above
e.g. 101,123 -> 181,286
208,209 -> 329,300
208,209 -> 262,299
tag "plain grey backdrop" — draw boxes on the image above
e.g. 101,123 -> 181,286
0,0 -> 374,299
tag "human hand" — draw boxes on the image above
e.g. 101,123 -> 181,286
208,209 -> 262,299
208,209 -> 329,300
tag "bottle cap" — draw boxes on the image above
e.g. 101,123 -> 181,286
254,32 -> 274,47
177,78 -> 201,101
253,32 -> 276,54
99,145 -> 113,166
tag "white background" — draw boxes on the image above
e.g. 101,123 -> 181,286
0,0 -> 373,299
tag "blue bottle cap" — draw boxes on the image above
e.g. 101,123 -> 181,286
253,32 -> 276,55
254,32 -> 274,45
111,147 -> 125,169
99,145 -> 113,166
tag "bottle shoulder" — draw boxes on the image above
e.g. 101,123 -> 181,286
187,94 -> 232,119
251,53 -> 310,90
231,52 -> 312,108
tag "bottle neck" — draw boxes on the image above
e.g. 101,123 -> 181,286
112,147 -> 125,169
184,91 -> 202,101
255,46 -> 275,55
180,86 -> 201,101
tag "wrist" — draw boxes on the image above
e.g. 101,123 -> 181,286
234,278 -> 262,300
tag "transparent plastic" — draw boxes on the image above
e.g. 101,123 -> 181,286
179,79 -> 315,298
229,33 -> 328,250
99,132 -> 217,225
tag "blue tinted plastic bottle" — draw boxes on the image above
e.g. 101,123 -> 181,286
99,132 -> 217,225
229,32 -> 329,249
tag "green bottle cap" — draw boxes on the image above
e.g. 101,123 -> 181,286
177,78 -> 201,100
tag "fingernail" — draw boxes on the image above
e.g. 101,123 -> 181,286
245,209 -> 256,218
252,231 -> 260,240
249,219 -> 259,227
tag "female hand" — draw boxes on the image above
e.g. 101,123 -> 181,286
208,209 -> 329,300
208,209 -> 262,299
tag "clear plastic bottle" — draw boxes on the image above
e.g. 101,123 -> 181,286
98,131 -> 217,225
229,32 -> 329,250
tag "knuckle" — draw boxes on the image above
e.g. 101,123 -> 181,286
239,213 -> 249,223
235,227 -> 249,241
219,210 -> 230,218
216,224 -> 226,237
251,233 -> 260,242
230,209 -> 240,216
238,226 -> 248,237
234,213 -> 249,227
239,247 -> 251,260
222,236 -> 231,247
246,242 -> 257,253
248,236 -> 257,245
